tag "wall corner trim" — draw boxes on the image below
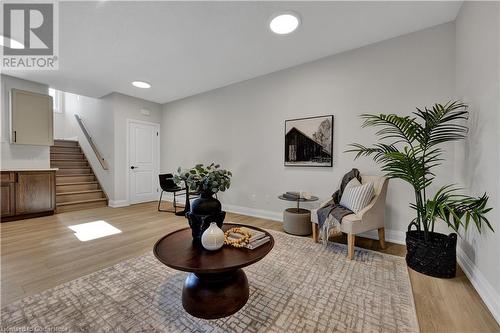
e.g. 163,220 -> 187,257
108,200 -> 130,208
456,247 -> 500,325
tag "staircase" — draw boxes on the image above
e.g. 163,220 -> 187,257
50,139 -> 108,213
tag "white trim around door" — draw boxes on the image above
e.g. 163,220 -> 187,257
126,119 -> 160,205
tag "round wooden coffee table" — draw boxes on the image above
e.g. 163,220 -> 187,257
153,223 -> 274,319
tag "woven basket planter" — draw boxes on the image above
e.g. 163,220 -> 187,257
405,230 -> 457,278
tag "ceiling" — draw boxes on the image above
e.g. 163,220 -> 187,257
4,1 -> 462,104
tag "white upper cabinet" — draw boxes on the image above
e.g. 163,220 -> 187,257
10,89 -> 53,146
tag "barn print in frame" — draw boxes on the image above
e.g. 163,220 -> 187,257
285,115 -> 333,167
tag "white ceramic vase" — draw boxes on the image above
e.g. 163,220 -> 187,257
201,222 -> 224,251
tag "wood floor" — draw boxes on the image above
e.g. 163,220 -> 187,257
1,202 -> 498,332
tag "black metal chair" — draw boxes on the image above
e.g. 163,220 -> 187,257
158,174 -> 185,213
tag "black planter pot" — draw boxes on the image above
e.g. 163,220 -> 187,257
405,230 -> 457,278
186,191 -> 226,242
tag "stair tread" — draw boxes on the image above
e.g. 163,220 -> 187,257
52,144 -> 80,147
51,152 -> 83,154
57,198 -> 107,206
54,139 -> 78,142
51,145 -> 107,213
54,166 -> 90,169
56,181 -> 98,185
50,151 -> 83,156
56,189 -> 103,195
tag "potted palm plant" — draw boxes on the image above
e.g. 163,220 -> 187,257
174,163 -> 232,242
347,102 -> 493,278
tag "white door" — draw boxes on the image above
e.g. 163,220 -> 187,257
128,120 -> 160,204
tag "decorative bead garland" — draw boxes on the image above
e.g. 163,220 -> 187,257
224,227 -> 251,248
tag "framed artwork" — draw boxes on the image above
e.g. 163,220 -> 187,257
284,115 -> 333,167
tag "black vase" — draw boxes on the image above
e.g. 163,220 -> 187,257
405,230 -> 457,278
186,191 -> 226,242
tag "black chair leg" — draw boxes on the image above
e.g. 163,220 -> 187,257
158,190 -> 187,214
173,192 -> 177,213
158,191 -> 177,213
158,191 -> 164,212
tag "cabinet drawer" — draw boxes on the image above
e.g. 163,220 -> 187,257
1,172 -> 15,183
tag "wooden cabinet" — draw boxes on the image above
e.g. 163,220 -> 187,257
10,89 -> 54,146
1,184 -> 15,216
1,172 -> 15,217
1,170 -> 56,222
15,171 -> 56,215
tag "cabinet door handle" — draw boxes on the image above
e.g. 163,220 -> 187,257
13,131 -> 16,143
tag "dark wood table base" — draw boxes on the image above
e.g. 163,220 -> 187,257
154,224 -> 273,319
182,268 -> 249,319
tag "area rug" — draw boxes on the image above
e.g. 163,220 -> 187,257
1,230 -> 419,333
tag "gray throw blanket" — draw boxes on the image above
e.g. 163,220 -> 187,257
317,168 -> 361,231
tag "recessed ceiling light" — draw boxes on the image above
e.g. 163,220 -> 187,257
132,81 -> 151,89
269,12 -> 300,35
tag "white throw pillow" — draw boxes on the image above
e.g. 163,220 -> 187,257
340,182 -> 375,214
344,177 -> 362,190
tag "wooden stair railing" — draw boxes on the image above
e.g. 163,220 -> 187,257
74,114 -> 109,170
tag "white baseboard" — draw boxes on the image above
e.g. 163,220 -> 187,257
108,200 -> 130,208
160,193 -> 175,202
223,204 -> 283,222
159,197 -> 283,222
359,229 -> 406,245
456,247 -> 500,325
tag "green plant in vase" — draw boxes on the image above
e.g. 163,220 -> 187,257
174,163 -> 232,195
346,101 -> 493,278
174,163 -> 232,242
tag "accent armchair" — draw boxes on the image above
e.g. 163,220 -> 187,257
310,175 -> 389,260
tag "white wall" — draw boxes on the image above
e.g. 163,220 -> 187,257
56,92 -> 162,205
53,111 -> 66,140
161,23 -> 456,235
109,93 -> 162,205
455,1 -> 500,323
61,92 -> 115,198
0,75 -> 50,170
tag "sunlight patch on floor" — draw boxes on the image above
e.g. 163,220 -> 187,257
68,220 -> 122,241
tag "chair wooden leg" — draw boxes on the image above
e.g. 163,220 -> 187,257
312,223 -> 319,243
378,227 -> 386,249
347,234 -> 355,260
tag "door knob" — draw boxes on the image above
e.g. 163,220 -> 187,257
130,166 -> 137,169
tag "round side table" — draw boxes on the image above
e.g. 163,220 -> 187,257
278,194 -> 318,236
